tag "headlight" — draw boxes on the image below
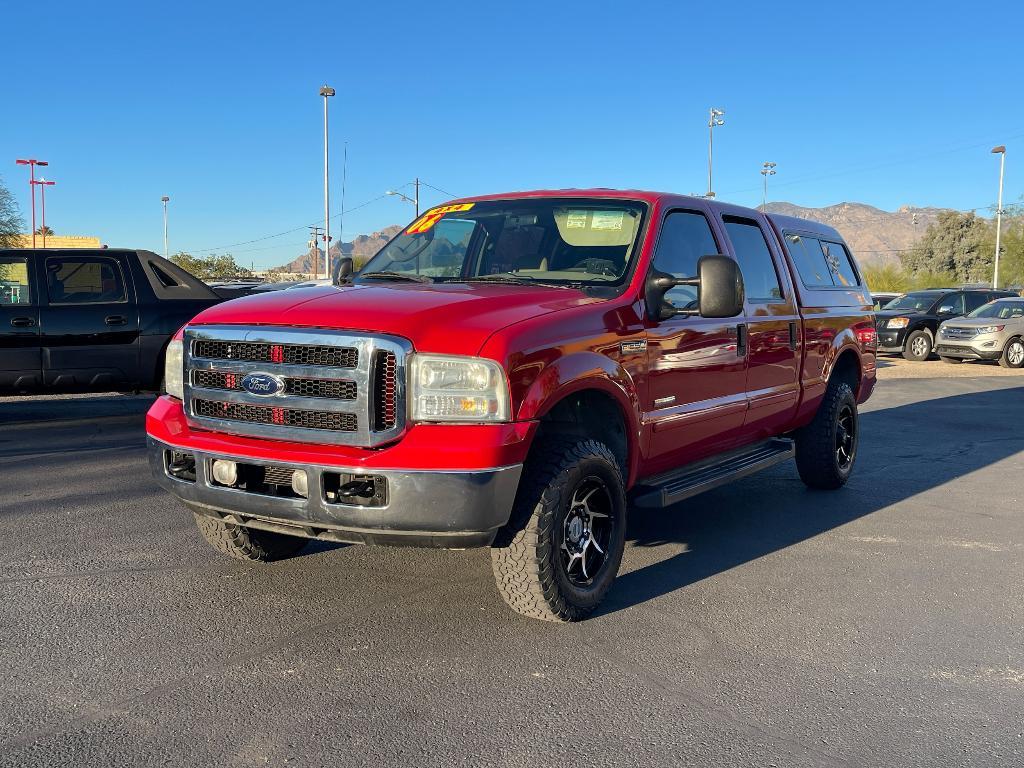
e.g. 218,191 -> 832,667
164,339 -> 184,400
886,317 -> 910,329
974,325 -> 1004,335
409,354 -> 509,423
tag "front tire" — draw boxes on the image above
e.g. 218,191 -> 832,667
795,378 -> 859,490
999,337 -> 1024,369
192,512 -> 308,562
491,438 -> 626,622
902,329 -> 932,361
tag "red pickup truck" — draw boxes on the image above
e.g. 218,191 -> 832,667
147,189 -> 876,621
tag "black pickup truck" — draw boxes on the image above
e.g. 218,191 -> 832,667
0,249 -> 222,393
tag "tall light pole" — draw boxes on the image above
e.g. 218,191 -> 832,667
319,85 -> 336,281
991,145 -> 1006,289
161,196 -> 170,259
386,178 -> 420,217
706,108 -> 725,198
15,158 -> 48,247
760,162 -> 777,209
32,178 -> 56,247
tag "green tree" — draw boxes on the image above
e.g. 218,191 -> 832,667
0,175 -> 25,248
861,263 -> 910,293
169,252 -> 253,281
900,211 -> 992,283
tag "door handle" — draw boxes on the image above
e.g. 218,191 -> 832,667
736,323 -> 748,357
788,321 -> 798,351
105,315 -> 128,326
10,317 -> 35,328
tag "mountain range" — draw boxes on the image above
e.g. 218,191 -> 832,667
272,202 -> 941,274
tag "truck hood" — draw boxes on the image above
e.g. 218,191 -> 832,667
187,282 -> 600,355
940,316 -> 1009,328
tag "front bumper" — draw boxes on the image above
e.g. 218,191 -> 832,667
148,437 -> 522,548
876,328 -> 907,353
934,341 -> 1002,360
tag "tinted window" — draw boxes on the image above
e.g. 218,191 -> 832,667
0,256 -> 33,305
934,293 -> 965,315
783,233 -> 832,287
820,240 -> 860,287
46,256 -> 127,304
723,217 -> 783,302
884,292 -> 942,311
964,292 -> 989,313
652,210 -> 719,309
969,300 -> 1024,319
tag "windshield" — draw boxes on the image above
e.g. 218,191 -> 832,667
968,300 -> 1024,319
359,198 -> 647,286
882,292 -> 941,312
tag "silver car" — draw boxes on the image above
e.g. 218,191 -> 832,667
936,297 -> 1024,368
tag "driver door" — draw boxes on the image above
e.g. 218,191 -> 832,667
643,208 -> 748,476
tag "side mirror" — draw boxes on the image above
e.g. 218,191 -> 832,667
645,255 -> 744,321
332,257 -> 354,285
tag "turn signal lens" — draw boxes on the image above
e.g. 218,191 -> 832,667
886,317 -> 910,329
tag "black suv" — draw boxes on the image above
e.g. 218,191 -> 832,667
876,288 -> 1016,361
1,249 -> 222,393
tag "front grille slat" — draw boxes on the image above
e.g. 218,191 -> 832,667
193,339 -> 358,368
194,398 -> 358,432
192,369 -> 357,400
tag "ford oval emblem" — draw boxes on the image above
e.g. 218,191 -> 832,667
240,372 -> 284,397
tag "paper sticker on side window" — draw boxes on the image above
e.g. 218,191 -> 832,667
591,211 -> 624,231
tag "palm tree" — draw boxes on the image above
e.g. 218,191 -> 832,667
34,225 -> 54,236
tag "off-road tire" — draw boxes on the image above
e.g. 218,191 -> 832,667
998,337 -> 1024,369
939,356 -> 963,364
193,512 -> 308,562
902,329 -> 932,361
491,438 -> 626,622
794,379 -> 859,490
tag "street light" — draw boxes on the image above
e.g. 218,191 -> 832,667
319,85 -> 336,281
161,196 -> 170,259
991,145 -> 1006,289
386,178 -> 420,217
15,158 -> 48,248
31,178 -> 56,247
706,108 -> 725,198
760,162 -> 777,209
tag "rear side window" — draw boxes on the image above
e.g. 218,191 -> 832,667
784,233 -> 831,287
723,216 -> 783,302
46,256 -> 127,304
652,210 -> 719,309
964,292 -> 989,313
0,256 -> 33,305
820,240 -> 860,287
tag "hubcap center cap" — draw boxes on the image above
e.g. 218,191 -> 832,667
568,514 -> 585,545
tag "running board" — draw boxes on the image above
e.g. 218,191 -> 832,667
634,438 -> 795,509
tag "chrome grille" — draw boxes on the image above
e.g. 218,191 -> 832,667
183,326 -> 410,447
940,326 -> 977,340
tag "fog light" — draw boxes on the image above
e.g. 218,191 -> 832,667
291,470 -> 309,498
983,341 -> 995,348
211,459 -> 238,486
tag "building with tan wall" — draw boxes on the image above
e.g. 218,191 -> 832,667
12,234 -> 102,249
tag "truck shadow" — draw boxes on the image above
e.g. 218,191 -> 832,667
600,384 -> 1024,616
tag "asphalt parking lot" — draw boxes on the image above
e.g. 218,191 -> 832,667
1,368 -> 1022,767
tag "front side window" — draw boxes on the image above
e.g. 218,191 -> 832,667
651,210 -> 720,310
361,198 -> 647,286
0,256 -> 33,305
723,216 -> 783,302
46,256 -> 127,304
935,293 -> 965,316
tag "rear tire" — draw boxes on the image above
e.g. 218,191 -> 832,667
902,329 -> 932,361
192,512 -> 308,561
999,337 -> 1024,369
795,378 -> 859,490
939,356 -> 963,364
491,438 -> 626,622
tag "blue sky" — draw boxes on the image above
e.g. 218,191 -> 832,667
3,0 -> 1022,269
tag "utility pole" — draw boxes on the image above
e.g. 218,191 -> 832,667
15,158 -> 48,248
308,225 -> 322,279
161,196 -> 170,259
386,179 -> 420,217
706,108 -> 725,198
32,178 -> 56,247
760,162 -> 777,209
319,85 -> 336,281
991,145 -> 1006,289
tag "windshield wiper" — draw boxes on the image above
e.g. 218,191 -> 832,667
358,271 -> 433,283
461,274 -> 538,285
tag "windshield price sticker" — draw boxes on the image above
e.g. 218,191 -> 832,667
590,211 -> 624,231
565,211 -> 588,229
406,203 -> 475,235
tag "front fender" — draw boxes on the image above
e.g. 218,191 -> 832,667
514,351 -> 642,484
